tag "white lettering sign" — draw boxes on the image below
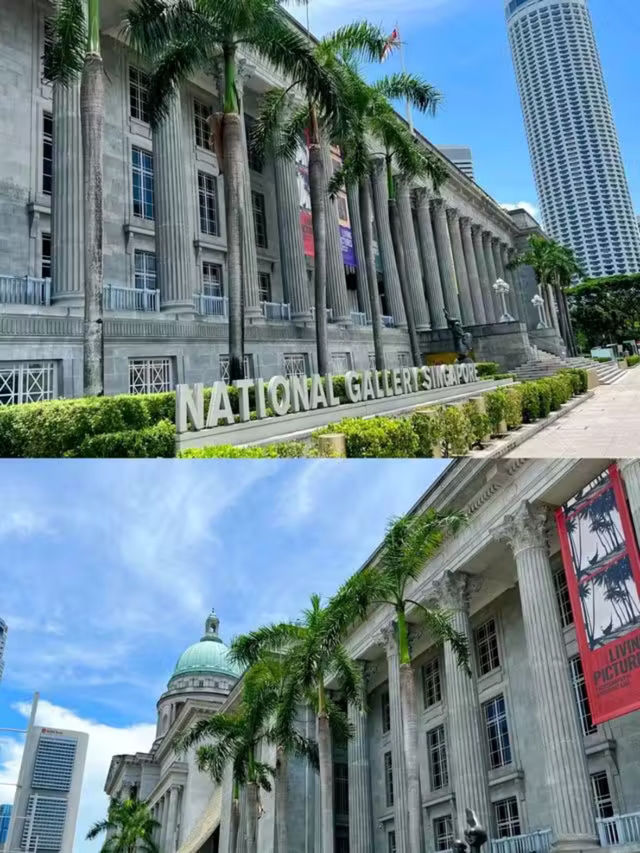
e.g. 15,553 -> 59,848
176,364 -> 478,434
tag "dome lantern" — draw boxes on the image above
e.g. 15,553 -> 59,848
168,610 -> 242,685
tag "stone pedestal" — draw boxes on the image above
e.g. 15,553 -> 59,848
448,208 -> 475,326
414,189 -> 446,329
381,623 -> 410,851
493,502 -> 598,852
397,179 -> 430,330
153,90 -> 195,314
460,217 -> 486,324
274,152 -> 311,320
431,199 -> 461,319
51,81 -> 84,307
371,160 -> 406,328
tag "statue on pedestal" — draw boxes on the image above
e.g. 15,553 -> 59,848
444,309 -> 474,362
452,808 -> 488,853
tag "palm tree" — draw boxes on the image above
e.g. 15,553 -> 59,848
251,21 -> 390,374
354,510 -> 469,853
86,798 -> 159,853
229,591 -> 364,853
47,0 -> 104,395
330,69 -> 446,369
125,0 -> 341,381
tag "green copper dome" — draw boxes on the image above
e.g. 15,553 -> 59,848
169,610 -> 242,684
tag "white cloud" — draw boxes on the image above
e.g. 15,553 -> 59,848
0,700 -> 156,853
501,201 -> 540,221
0,508 -> 52,539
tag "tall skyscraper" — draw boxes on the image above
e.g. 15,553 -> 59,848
0,805 -> 12,846
506,0 -> 640,278
6,727 -> 88,853
437,146 -> 475,181
0,619 -> 7,683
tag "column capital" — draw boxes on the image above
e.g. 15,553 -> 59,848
379,621 -> 398,655
470,222 -> 484,237
431,570 -> 482,612
492,500 -> 549,555
482,228 -> 493,241
459,215 -> 471,228
446,206 -> 460,222
430,196 -> 447,213
395,175 -> 412,198
491,235 -> 502,247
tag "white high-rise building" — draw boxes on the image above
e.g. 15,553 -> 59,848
0,619 -> 7,684
506,0 -> 640,278
6,727 -> 88,853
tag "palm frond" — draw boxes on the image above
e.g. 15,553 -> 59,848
319,21 -> 388,65
408,599 -> 470,675
196,742 -> 236,783
47,0 -> 86,86
325,699 -> 353,743
329,642 -> 363,707
229,621 -> 304,667
373,72 -> 441,115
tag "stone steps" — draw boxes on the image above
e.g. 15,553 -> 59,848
513,353 -> 627,385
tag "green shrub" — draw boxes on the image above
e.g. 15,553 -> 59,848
559,367 -> 588,394
179,441 -> 307,458
438,406 -> 474,457
476,361 -> 500,378
594,356 -> 613,363
462,400 -> 490,447
627,355 -> 640,367
67,419 -> 175,458
410,410 -> 443,458
484,389 -> 508,434
520,383 -> 542,423
315,416 -> 419,458
503,387 -> 523,429
494,373 -> 516,381
535,381 -> 552,418
539,377 -> 563,411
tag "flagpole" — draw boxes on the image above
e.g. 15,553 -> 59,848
397,22 -> 414,134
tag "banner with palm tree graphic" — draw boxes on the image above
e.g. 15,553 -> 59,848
556,464 -> 640,724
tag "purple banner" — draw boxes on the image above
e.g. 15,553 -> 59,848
340,225 -> 357,267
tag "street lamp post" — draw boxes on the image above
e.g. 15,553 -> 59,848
531,293 -> 548,329
492,278 -> 515,322
1,693 -> 39,853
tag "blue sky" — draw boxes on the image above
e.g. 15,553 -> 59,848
292,0 -> 640,221
0,459 -> 446,851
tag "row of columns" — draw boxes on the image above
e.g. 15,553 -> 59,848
49,76 -> 522,333
346,475 -> 639,852
152,784 -> 182,853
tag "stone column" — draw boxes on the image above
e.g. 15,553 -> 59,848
381,624 -> 410,851
547,283 -> 561,334
159,794 -> 168,852
460,218 -> 486,324
483,231 -> 502,320
472,225 -> 496,323
414,189 -> 446,329
153,90 -> 195,314
371,160 -> 406,327
347,184 -> 372,321
447,208 -> 475,326
431,572 -> 491,835
165,786 -> 179,853
274,150 -> 311,321
51,81 -> 84,307
320,142 -> 351,324
431,199 -> 460,319
348,664 -> 374,853
620,461 -> 640,536
236,62 -> 262,322
397,179 -> 430,330
493,502 -> 598,851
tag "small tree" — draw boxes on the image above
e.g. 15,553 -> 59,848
86,798 -> 159,853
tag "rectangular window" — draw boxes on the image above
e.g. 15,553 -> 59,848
258,272 -> 272,303
427,725 -> 448,791
433,815 -> 454,851
283,353 -> 307,378
198,172 -> 219,236
219,355 -> 253,383
134,250 -> 157,291
202,262 -> 223,297
422,658 -> 442,708
384,751 -> 394,808
331,352 -> 352,374
129,66 -> 150,123
494,797 -> 521,838
132,147 -> 154,220
570,656 -> 597,736
244,114 -> 263,173
553,568 -> 574,628
128,358 -> 173,394
475,618 -> 501,675
388,831 -> 396,853
483,695 -> 512,769
43,111 -> 53,196
381,691 -> 391,733
41,233 -> 51,279
252,191 -> 268,249
591,771 -> 614,820
194,99 -> 211,149
0,361 -> 57,406
334,762 -> 348,817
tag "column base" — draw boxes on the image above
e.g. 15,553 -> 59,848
244,307 -> 264,324
416,323 -> 431,332
160,300 -> 196,318
51,292 -> 84,312
292,310 -> 313,324
551,834 -> 600,853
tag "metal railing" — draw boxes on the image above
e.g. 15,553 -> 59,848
104,283 -> 159,312
310,306 -> 334,322
382,314 -> 395,328
490,829 -> 552,853
350,311 -> 368,326
261,301 -> 291,321
194,293 -> 228,317
597,812 -> 640,847
0,275 -> 51,306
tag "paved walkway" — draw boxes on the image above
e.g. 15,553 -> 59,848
504,367 -> 640,458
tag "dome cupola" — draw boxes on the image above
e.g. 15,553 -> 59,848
168,609 -> 242,686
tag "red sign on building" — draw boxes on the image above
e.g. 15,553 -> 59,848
555,464 -> 640,724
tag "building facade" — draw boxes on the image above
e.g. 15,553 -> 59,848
506,0 -> 640,279
5,726 -> 88,853
437,148 -> 475,182
0,805 -> 12,847
0,0 -> 564,404
0,619 -> 7,684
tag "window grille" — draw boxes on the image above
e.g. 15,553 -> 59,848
198,172 -> 219,236
331,352 -> 352,374
475,618 -> 501,675
494,797 -> 521,838
422,658 -> 442,708
42,233 -> 52,279
219,355 -> 253,383
202,262 -> 223,297
194,100 -> 211,149
132,147 -> 154,220
43,112 -> 53,196
128,358 -> 173,395
427,725 -> 449,790
252,191 -> 268,248
283,354 -> 307,378
134,250 -> 156,291
570,656 -> 597,736
483,695 -> 512,769
384,751 -> 394,807
381,691 -> 390,733
129,66 -> 150,123
433,815 -> 454,851
0,362 -> 57,406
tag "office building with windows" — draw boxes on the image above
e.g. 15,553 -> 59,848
437,147 -> 475,182
0,805 -> 12,847
0,619 -> 7,684
0,1 -> 566,404
5,727 -> 88,853
506,0 -> 640,278
105,459 -> 640,853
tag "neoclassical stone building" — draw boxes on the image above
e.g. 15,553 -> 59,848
105,459 -> 640,853
0,1 -> 565,403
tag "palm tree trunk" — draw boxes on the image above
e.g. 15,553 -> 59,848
388,190 -> 421,366
230,795 -> 240,853
244,781 -> 259,853
275,746 -> 288,853
308,109 -> 329,375
81,27 -> 104,396
317,704 -> 334,853
222,46 -> 245,381
359,177 -> 385,370
395,610 -> 422,853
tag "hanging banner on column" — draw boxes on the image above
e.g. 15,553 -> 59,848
330,146 -> 357,268
555,464 -> 640,724
295,142 -> 315,258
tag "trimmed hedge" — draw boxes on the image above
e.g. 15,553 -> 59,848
179,441 -> 308,459
462,399 -> 491,448
628,355 -> 640,367
476,362 -> 500,378
66,420 -> 176,458
314,416 -> 419,458
410,410 -> 443,458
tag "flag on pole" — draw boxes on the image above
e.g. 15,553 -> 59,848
381,27 -> 399,62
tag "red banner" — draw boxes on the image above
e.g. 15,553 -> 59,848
555,464 -> 640,724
